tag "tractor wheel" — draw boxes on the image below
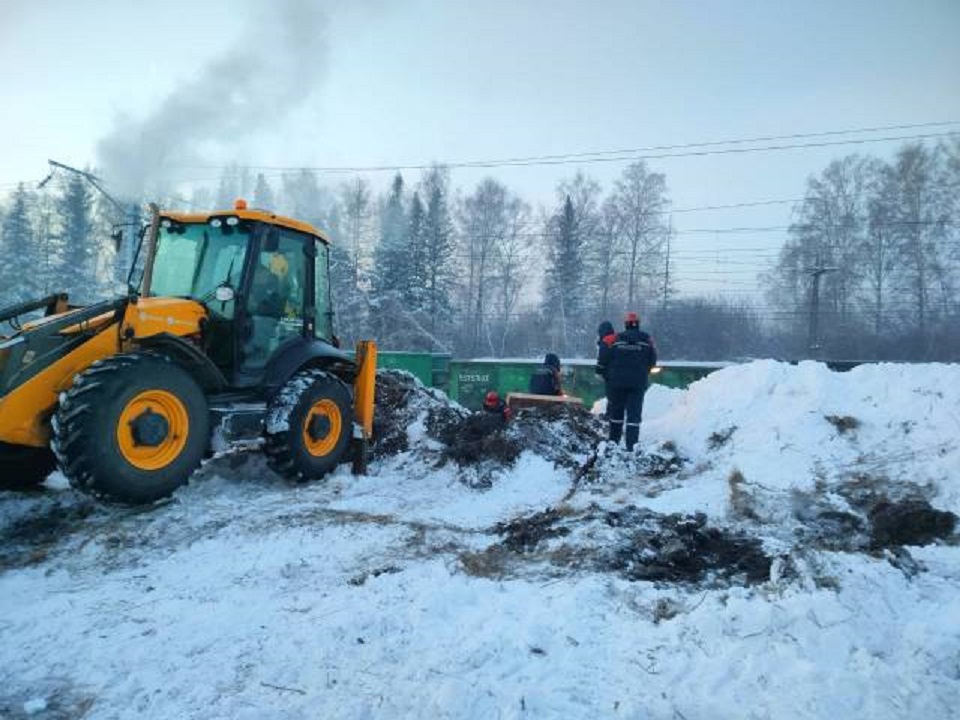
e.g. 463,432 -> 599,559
0,442 -> 56,491
52,353 -> 209,504
264,369 -> 353,481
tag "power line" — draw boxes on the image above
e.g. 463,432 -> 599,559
168,121 -> 960,174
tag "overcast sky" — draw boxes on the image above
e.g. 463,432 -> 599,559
1,0 -> 958,294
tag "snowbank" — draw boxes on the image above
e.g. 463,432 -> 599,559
1,361 -> 958,719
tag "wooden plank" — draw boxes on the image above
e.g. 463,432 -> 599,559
505,392 -> 583,409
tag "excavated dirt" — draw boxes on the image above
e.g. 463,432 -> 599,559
869,499 -> 957,549
0,498 -> 98,571
602,508 -> 772,584
493,507 -> 574,552
438,413 -> 523,466
373,371 -> 605,476
508,404 -> 605,468
464,503 -> 773,586
371,370 -> 468,458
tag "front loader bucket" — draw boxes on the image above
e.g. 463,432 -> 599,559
0,297 -> 126,447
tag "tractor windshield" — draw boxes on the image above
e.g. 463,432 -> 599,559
149,219 -> 252,318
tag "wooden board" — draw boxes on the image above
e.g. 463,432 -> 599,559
505,392 -> 583,410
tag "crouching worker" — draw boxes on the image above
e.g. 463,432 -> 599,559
528,353 -> 563,396
482,390 -> 512,423
604,312 -> 657,451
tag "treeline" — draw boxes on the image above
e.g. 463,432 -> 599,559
766,142 -> 960,360
1,140 -> 958,361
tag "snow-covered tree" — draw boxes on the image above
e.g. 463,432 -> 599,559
0,183 -> 39,304
419,167 -> 456,348
55,174 -> 97,301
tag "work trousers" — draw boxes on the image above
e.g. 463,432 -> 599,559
607,386 -> 645,450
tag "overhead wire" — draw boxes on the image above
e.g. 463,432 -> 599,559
167,121 -> 960,174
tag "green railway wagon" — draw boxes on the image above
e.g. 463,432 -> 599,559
447,359 -> 730,410
364,351 -> 451,388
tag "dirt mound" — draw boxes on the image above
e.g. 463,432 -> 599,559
869,499 -> 957,549
465,503 -> 772,587
371,370 -> 468,458
508,403 -> 604,468
438,413 -> 523,467
603,508 -> 772,585
493,507 -> 573,552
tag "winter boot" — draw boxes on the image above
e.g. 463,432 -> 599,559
608,420 -> 623,444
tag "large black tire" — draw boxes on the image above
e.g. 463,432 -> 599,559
264,369 -> 353,481
0,442 -> 56,491
52,353 -> 209,504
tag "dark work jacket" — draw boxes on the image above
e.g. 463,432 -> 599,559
595,332 -> 617,377
529,365 -> 562,396
605,328 -> 657,389
483,399 -> 512,422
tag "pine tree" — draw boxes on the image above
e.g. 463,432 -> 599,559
0,183 -> 39,305
373,173 -> 408,297
405,190 -> 427,308
55,175 -> 97,301
281,169 -> 327,227
420,168 -> 455,347
542,195 -> 586,355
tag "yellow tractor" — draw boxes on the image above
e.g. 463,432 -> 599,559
0,200 -> 376,503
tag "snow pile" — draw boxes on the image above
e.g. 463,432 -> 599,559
1,360 -> 959,719
649,360 -> 959,491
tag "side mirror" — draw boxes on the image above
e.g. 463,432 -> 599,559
214,285 -> 235,303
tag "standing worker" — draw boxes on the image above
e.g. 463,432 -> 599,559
600,312 -> 657,451
595,320 -> 616,379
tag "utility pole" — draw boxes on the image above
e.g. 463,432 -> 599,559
807,265 -> 838,358
661,218 -> 673,311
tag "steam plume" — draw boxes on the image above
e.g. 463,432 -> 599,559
96,0 -> 328,198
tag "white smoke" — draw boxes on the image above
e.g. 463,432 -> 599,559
96,0 -> 328,198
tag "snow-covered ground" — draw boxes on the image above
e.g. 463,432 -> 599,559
1,361 -> 958,719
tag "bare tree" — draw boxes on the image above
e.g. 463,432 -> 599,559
340,177 -> 372,290
610,162 -> 670,310
588,196 -> 624,322
457,178 -> 531,355
490,194 -> 532,356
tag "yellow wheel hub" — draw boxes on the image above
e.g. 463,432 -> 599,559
302,399 -> 342,458
116,390 -> 190,471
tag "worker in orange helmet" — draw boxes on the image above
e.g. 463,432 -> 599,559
482,390 -> 512,423
602,311 -> 657,451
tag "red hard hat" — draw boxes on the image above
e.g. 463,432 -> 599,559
625,311 -> 640,326
484,390 -> 499,406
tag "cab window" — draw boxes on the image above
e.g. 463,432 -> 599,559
243,229 -> 306,368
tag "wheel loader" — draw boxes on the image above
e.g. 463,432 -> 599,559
0,200 -> 376,504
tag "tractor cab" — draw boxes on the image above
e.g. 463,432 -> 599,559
143,200 -> 338,386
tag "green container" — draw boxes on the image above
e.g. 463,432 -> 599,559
447,358 -> 729,409
431,353 -> 452,389
375,351 -> 435,387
